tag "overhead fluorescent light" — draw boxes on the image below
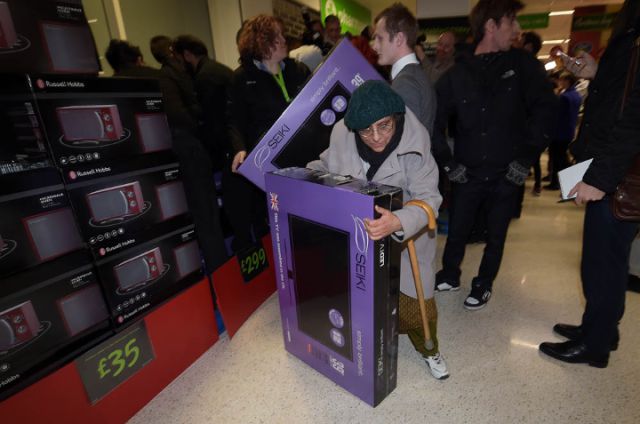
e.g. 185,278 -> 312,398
543,39 -> 570,45
88,18 -> 98,23
549,10 -> 574,16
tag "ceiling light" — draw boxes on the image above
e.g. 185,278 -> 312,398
549,10 -> 574,16
542,39 -> 568,45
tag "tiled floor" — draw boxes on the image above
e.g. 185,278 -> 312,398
130,179 -> 640,424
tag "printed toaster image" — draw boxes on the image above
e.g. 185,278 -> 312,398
135,113 -> 172,153
86,181 -> 145,224
22,207 -> 84,261
0,1 -> 17,49
0,301 -> 40,351
156,181 -> 188,221
172,240 -> 201,278
40,22 -> 99,73
114,247 -> 165,292
56,105 -> 123,142
56,284 -> 108,337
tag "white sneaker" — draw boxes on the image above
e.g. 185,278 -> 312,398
424,352 -> 450,380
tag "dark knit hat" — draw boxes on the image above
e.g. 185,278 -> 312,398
344,80 -> 405,130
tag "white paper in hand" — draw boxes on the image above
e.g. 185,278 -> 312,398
558,159 -> 593,200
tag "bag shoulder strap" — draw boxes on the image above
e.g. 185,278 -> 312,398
620,34 -> 640,117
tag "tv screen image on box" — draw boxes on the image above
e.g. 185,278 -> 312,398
0,1 -> 17,49
22,207 -> 83,261
86,181 -> 148,225
135,113 -> 172,153
156,181 -> 188,221
56,104 -> 126,145
0,300 -> 40,351
113,247 -> 167,293
271,83 -> 350,169
289,215 -> 353,360
40,21 -> 99,73
56,283 -> 108,337
172,240 -> 201,278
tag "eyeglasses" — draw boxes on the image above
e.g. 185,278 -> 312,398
358,117 -> 395,139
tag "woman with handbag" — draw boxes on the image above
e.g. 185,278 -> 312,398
539,0 -> 640,368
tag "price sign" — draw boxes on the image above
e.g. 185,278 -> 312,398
236,239 -> 269,283
76,321 -> 154,404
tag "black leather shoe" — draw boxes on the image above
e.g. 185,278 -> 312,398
552,323 -> 619,351
539,340 -> 609,368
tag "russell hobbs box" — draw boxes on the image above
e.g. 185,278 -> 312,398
265,167 -> 402,406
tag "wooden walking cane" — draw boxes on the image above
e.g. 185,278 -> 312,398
404,200 -> 437,350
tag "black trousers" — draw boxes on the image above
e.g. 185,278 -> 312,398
549,139 -> 570,187
437,177 -> 519,289
172,129 -> 229,272
581,198 -> 638,355
222,169 -> 268,253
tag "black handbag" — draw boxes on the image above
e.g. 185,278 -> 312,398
611,34 -> 640,221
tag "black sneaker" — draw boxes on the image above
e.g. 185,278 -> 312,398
463,285 -> 491,310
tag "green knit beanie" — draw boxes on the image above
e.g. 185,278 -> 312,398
344,80 -> 405,130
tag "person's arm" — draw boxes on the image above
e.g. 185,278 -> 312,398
226,70 -> 248,155
514,53 -> 558,168
582,84 -> 640,193
431,72 -> 455,168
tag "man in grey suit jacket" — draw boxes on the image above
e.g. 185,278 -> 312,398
373,3 -> 437,136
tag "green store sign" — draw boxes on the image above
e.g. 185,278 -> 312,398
321,0 -> 371,35
517,13 -> 549,30
572,13 -> 617,31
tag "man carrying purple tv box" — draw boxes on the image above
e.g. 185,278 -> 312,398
265,167 -> 402,406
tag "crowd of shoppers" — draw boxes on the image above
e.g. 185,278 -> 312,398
102,0 -> 639,374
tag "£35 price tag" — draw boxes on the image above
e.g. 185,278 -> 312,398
76,321 -> 154,404
236,239 -> 269,283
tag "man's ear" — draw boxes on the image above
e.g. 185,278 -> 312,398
485,18 -> 497,35
394,31 -> 407,48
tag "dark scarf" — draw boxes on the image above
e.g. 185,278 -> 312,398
355,114 -> 404,181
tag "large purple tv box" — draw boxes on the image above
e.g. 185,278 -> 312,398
238,39 -> 382,191
265,167 -> 402,407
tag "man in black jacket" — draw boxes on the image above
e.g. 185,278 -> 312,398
539,0 -> 640,367
173,35 -> 233,171
105,39 -> 229,273
150,35 -> 201,134
431,0 -> 556,309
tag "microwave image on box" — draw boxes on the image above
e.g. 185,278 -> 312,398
135,113 -> 172,153
86,181 -> 146,225
40,22 -> 98,73
56,105 -> 124,144
0,1 -> 17,49
156,181 -> 188,221
289,215 -> 353,360
173,240 -> 201,278
22,207 -> 83,261
56,284 -> 108,337
0,301 -> 40,351
114,247 -> 166,293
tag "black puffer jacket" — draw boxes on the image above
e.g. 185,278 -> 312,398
432,48 -> 557,179
227,58 -> 310,154
574,23 -> 640,193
